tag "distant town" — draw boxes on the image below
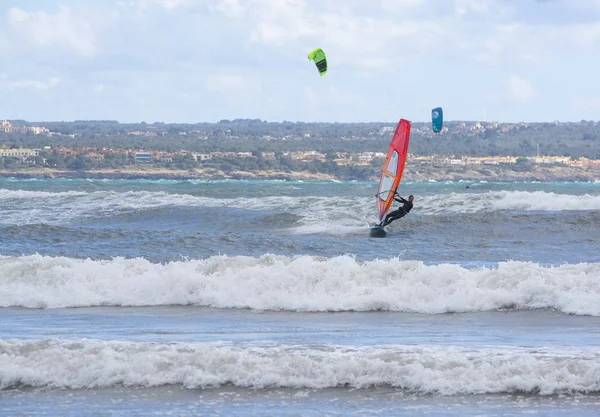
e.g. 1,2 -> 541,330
1,118 -> 599,181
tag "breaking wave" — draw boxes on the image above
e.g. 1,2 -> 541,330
2,339 -> 600,395
1,254 -> 599,315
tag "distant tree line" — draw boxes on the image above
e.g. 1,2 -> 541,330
0,149 -> 375,180
2,119 -> 600,159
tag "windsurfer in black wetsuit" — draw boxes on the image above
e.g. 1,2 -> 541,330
378,194 -> 414,227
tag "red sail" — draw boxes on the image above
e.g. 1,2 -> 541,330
376,119 -> 412,222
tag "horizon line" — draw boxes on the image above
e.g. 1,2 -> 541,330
2,118 -> 599,125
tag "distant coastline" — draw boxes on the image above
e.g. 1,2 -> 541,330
1,163 -> 599,182
3,119 -> 600,184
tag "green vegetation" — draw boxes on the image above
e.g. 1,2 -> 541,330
2,119 -> 599,158
1,119 -> 599,180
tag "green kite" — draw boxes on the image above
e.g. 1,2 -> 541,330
308,48 -> 327,76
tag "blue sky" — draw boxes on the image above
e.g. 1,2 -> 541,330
1,0 -> 599,123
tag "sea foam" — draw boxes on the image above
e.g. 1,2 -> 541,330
2,189 -> 600,225
1,254 -> 599,315
1,339 -> 599,394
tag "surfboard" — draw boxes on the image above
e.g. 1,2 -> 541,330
371,119 -> 412,237
369,225 -> 387,238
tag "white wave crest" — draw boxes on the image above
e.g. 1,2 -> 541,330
420,191 -> 600,215
0,189 -> 365,228
2,189 -> 599,235
0,190 -> 217,225
2,339 -> 600,394
1,254 -> 599,315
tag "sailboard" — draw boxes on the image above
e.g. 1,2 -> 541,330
370,119 -> 412,237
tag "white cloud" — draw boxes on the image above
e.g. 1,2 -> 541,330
0,0 -> 598,122
154,0 -> 193,9
127,0 -> 196,10
212,0 -> 246,18
454,0 -> 497,17
380,0 -> 423,13
205,74 -> 261,94
571,23 -> 600,48
7,6 -> 102,56
244,0 -> 445,72
248,0 -> 315,46
570,0 -> 600,13
2,77 -> 61,91
462,22 -> 565,65
506,75 -> 538,103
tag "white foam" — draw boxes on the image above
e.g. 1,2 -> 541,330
420,190 -> 600,215
2,339 -> 599,394
0,189 -> 364,228
1,189 -> 599,234
0,189 -> 206,225
1,254 -> 599,315
0,188 -> 372,234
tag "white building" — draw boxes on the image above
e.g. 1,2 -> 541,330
0,148 -> 40,158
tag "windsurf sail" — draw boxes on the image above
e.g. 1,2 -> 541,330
308,48 -> 327,76
431,107 -> 443,133
376,119 -> 412,222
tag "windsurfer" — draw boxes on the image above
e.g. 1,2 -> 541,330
378,194 -> 414,227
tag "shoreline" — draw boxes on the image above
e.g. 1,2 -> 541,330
1,164 -> 599,182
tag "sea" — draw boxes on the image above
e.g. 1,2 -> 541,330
1,177 -> 600,416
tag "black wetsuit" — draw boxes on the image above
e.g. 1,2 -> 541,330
381,196 -> 413,227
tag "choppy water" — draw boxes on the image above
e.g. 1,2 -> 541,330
1,177 -> 600,416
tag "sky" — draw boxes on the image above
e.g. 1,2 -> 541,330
0,0 -> 600,123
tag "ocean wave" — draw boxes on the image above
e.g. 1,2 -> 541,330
1,189 -> 599,228
421,190 -> 600,215
1,254 -> 599,315
1,339 -> 599,394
